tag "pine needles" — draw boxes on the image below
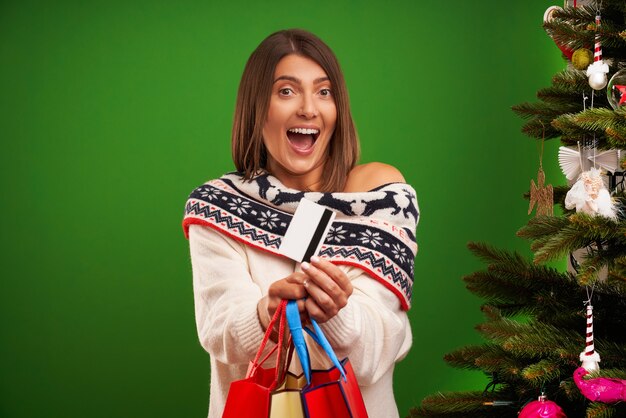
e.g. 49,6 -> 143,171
412,2 -> 626,417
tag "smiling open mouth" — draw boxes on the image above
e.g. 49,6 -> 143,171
287,128 -> 320,151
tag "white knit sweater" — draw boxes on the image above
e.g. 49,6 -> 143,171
189,223 -> 413,418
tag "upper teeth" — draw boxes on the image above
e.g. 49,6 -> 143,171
288,128 -> 319,135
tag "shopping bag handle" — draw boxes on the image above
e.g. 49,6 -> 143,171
286,300 -> 347,383
248,299 -> 289,390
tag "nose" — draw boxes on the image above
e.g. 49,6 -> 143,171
297,94 -> 318,119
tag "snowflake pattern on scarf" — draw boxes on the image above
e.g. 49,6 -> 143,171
183,172 -> 419,310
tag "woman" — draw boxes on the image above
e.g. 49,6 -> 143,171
183,29 -> 419,418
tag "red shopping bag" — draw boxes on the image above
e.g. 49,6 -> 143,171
222,300 -> 299,418
286,300 -> 369,418
302,358 -> 367,417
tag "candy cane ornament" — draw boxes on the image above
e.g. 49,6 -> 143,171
586,13 -> 609,90
580,304 -> 601,372
574,304 -> 626,403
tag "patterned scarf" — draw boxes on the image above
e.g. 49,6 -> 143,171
183,172 -> 419,310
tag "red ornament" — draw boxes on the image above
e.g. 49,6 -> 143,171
543,6 -> 574,60
518,395 -> 567,418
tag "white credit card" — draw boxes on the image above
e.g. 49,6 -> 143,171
279,198 -> 336,262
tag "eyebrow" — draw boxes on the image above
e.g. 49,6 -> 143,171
273,75 -> 330,84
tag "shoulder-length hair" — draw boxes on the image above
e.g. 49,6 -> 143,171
232,29 -> 359,193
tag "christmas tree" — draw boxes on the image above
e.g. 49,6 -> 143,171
411,2 -> 626,417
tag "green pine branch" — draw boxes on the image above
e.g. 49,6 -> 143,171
576,243 -> 626,285
443,343 -> 528,380
551,5 -> 596,26
559,379 -> 584,402
585,402 -> 626,418
587,367 -> 626,380
552,107 -> 626,147
517,214 -> 621,265
548,4 -> 626,52
608,255 -> 626,280
512,103 -> 575,140
593,341 -> 626,366
521,359 -> 564,386
411,391 -> 517,418
517,213 -> 626,284
516,215 -> 571,241
464,271 -> 534,304
537,86 -> 591,106
605,125 -> 626,146
552,68 -> 590,92
523,118 -> 568,139
443,344 -> 497,371
498,321 -> 582,359
544,20 -> 594,52
555,107 -> 626,133
464,243 -> 585,322
475,315 -> 528,344
512,102 -> 565,120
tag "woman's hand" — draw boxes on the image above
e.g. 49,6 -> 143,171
301,256 -> 353,323
257,273 -> 307,332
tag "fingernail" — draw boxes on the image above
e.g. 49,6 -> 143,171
310,256 -> 320,263
301,262 -> 310,270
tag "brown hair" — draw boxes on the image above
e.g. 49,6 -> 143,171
231,29 -> 359,193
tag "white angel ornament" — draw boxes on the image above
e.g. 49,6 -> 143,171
565,167 -> 617,220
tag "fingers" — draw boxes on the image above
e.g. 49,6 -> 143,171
265,274 -> 308,320
309,256 -> 353,295
268,273 -> 308,301
305,297 -> 328,323
262,259 -> 352,327
301,257 -> 352,323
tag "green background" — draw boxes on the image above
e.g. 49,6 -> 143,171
1,1 -> 564,417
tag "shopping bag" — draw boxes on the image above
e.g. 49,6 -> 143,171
286,300 -> 369,418
222,300 -> 304,418
269,371 -> 307,418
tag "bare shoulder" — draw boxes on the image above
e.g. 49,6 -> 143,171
343,162 -> 406,192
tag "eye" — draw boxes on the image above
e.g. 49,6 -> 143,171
278,87 -> 294,96
319,88 -> 332,97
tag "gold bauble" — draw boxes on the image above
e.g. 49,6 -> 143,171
572,48 -> 593,70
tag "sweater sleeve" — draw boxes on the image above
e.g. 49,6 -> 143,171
188,223 -> 267,365
317,266 -> 412,386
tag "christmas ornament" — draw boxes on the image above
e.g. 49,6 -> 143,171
586,13 -> 609,90
565,0 -> 595,7
518,394 -> 566,418
572,48 -> 593,70
580,304 -> 601,372
607,69 -> 626,109
543,6 -> 574,60
529,139 -> 553,217
529,168 -> 554,217
564,167 -> 617,219
573,368 -> 626,403
573,301 -> 626,403
558,146 -> 621,181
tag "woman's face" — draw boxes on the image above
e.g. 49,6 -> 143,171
262,54 -> 337,191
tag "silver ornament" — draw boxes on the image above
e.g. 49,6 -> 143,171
588,71 -> 608,90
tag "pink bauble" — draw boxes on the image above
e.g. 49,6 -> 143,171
519,395 -> 567,418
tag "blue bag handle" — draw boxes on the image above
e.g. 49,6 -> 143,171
286,300 -> 347,383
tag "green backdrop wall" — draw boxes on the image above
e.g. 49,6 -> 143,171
1,1 -> 565,417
